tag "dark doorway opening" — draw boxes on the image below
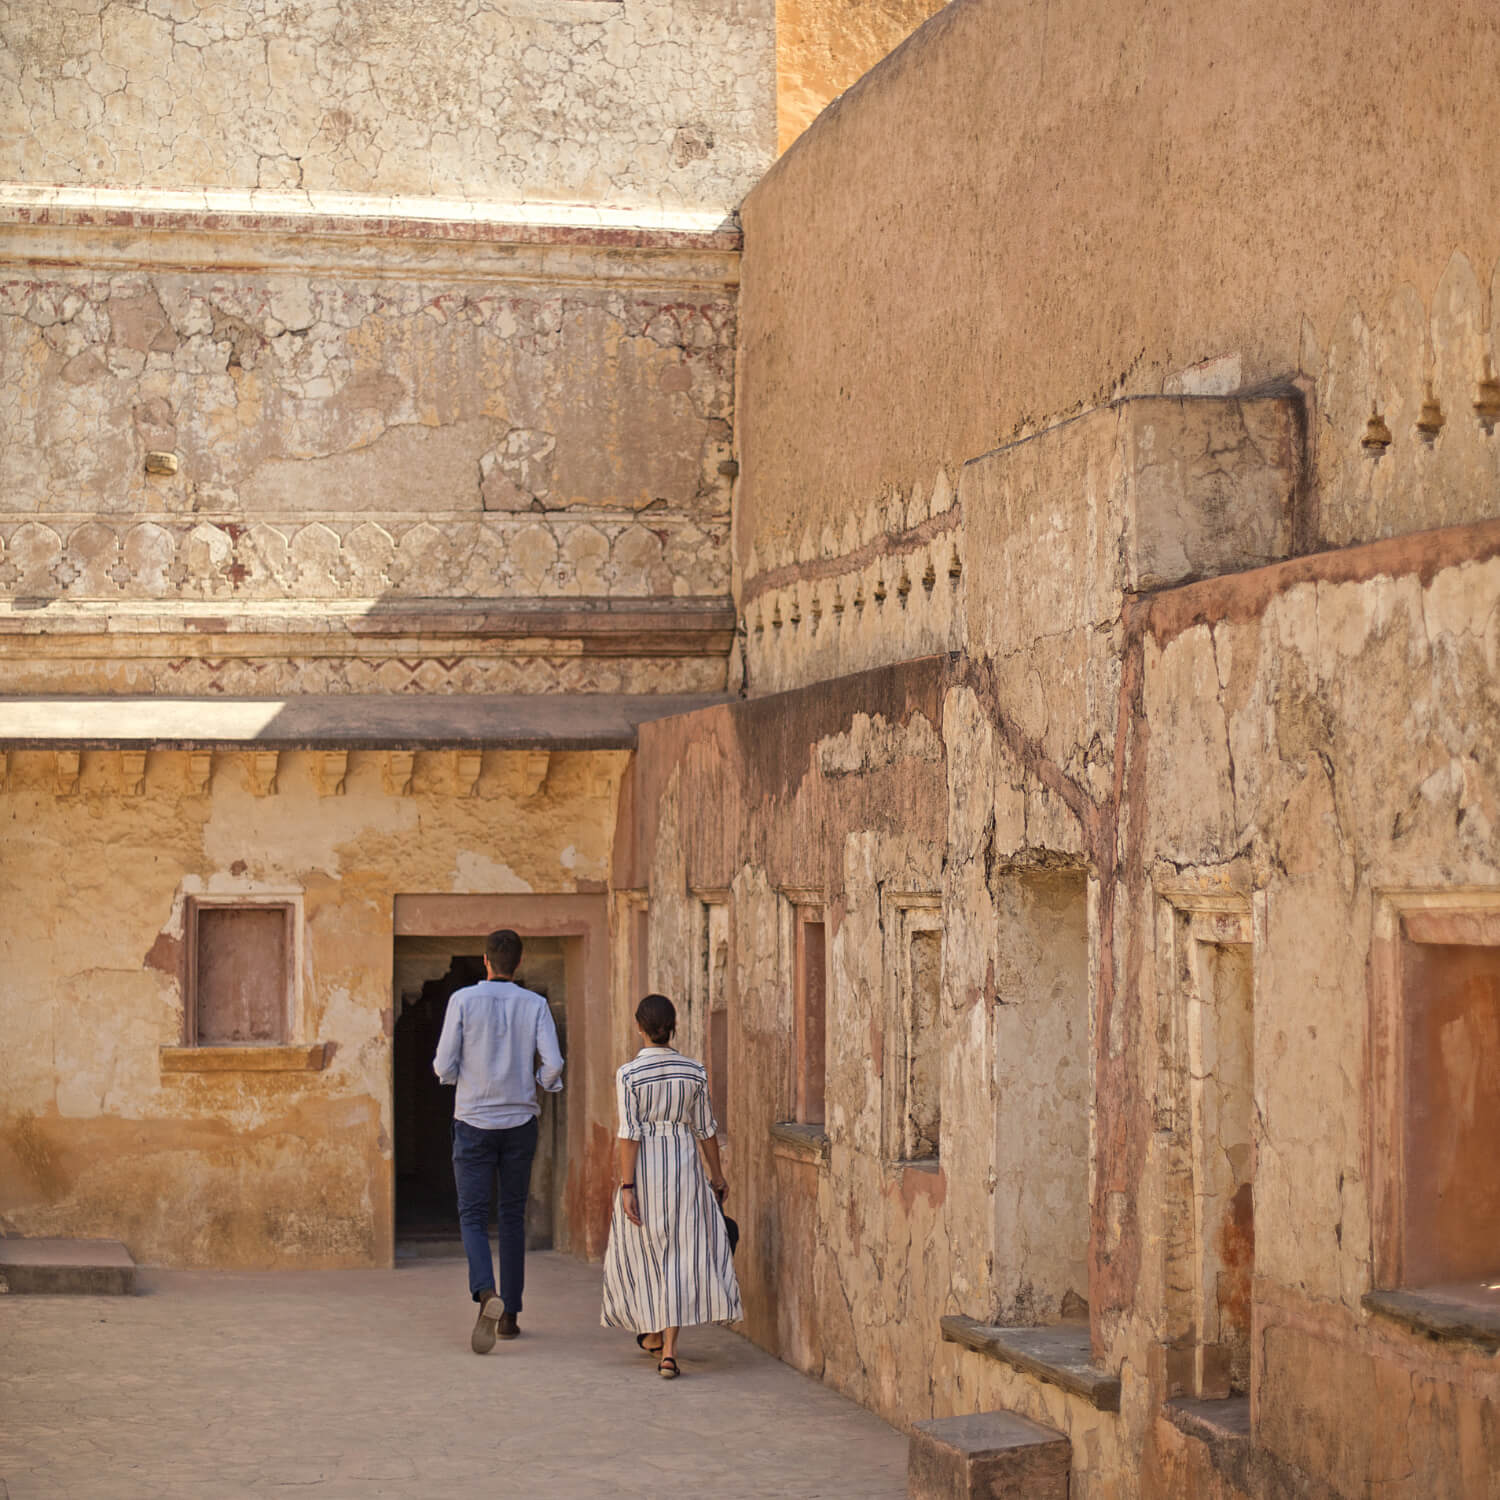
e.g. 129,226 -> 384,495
393,936 -> 569,1250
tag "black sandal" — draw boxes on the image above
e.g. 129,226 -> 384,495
635,1332 -> 663,1355
657,1356 -> 679,1379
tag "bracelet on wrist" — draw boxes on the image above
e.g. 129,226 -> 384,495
621,1182 -> 635,1189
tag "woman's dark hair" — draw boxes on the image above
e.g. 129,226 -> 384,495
635,993 -> 676,1045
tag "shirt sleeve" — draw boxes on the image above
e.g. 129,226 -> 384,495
692,1068 -> 718,1140
616,1066 -> 642,1140
432,994 -> 463,1085
534,999 -> 564,1094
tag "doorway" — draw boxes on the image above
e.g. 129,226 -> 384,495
392,935 -> 570,1250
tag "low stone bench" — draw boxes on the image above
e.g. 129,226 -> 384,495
908,1409 -> 1070,1499
0,1238 -> 136,1295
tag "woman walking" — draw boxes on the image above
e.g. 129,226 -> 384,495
601,993 -> 742,1378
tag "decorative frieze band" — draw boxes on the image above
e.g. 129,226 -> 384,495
0,653 -> 730,700
0,514 -> 729,602
742,525 -> 967,696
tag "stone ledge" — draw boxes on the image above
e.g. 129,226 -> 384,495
1163,1395 -> 1251,1447
941,1315 -> 1122,1411
0,187 -> 742,288
908,1410 -> 1069,1500
0,693 -> 733,752
1162,1397 -> 1252,1492
1362,1287 -> 1500,1352
0,184 -> 742,247
0,597 -> 738,648
160,1044 -> 331,1073
769,1121 -> 830,1164
0,1237 -> 136,1295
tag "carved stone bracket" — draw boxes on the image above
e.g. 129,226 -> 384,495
55,749 -> 81,795
319,750 -> 350,797
246,751 -> 280,797
386,751 -> 415,796
456,750 -> 483,797
188,751 -> 214,795
516,750 -> 551,798
121,749 -> 148,795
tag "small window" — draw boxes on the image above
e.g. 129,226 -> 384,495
1400,924 -> 1500,1286
1371,897 -> 1500,1328
188,900 -> 294,1045
794,912 -> 826,1126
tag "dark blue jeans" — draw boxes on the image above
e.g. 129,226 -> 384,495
452,1116 -> 538,1312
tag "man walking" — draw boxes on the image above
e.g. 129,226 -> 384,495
433,928 -> 564,1353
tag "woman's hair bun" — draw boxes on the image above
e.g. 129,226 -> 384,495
635,992 -> 676,1045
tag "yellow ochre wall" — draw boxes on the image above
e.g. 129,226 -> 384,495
776,0 -> 946,153
0,747 -> 627,1268
741,0 -> 1500,578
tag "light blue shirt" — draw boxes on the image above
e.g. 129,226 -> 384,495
432,979 -> 564,1129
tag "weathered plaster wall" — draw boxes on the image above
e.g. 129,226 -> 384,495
774,0 -> 944,153
0,0 -> 748,1285
0,746 -> 626,1267
737,0 -> 1500,610
1,0 -> 775,215
936,407 -> 1500,1495
0,255 -> 734,535
724,17 -> 1500,1485
0,213 -> 739,694
0,231 -> 735,594
743,394 -> 1303,696
964,527 -> 1500,1500
634,385 -> 1500,1497
630,662 -> 969,1423
1120,539 -> 1500,1499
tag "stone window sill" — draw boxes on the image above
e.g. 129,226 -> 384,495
940,1314 -> 1121,1412
1164,1395 -> 1251,1443
892,1157 -> 941,1174
161,1044 -> 330,1073
769,1121 -> 830,1164
1362,1285 -> 1500,1353
1163,1397 -> 1251,1488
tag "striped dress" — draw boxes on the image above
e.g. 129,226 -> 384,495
600,1046 -> 743,1332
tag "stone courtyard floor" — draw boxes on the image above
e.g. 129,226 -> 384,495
0,1251 -> 909,1500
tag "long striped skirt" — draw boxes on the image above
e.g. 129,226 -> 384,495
600,1125 -> 742,1332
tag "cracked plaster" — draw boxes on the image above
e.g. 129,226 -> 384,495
0,267 -> 735,602
0,0 -> 776,214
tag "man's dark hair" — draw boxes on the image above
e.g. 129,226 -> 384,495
486,929 -> 523,977
635,993 -> 676,1045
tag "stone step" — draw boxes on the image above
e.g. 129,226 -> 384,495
908,1409 -> 1070,1499
0,1237 -> 136,1295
